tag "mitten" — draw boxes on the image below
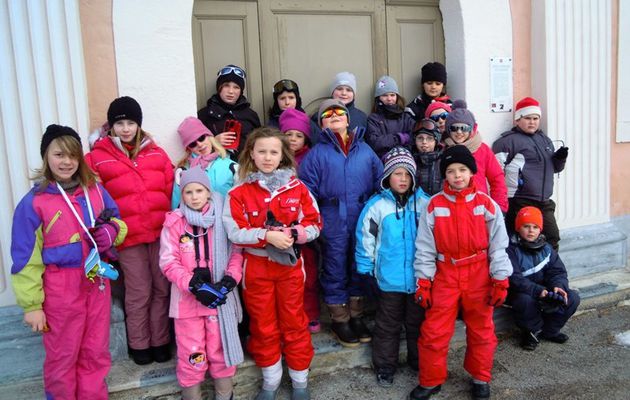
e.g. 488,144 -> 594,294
214,275 -> 237,306
554,146 -> 569,160
414,278 -> 432,309
90,222 -> 119,251
188,267 -> 211,293
488,278 -> 509,307
396,132 -> 410,146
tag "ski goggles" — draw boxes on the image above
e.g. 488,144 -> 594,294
320,108 -> 348,119
413,118 -> 438,136
449,124 -> 472,133
273,79 -> 299,95
429,112 -> 449,122
217,66 -> 246,79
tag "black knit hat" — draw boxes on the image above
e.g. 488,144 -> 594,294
107,96 -> 143,127
216,64 -> 246,92
421,62 -> 447,85
440,145 -> 477,178
40,124 -> 82,158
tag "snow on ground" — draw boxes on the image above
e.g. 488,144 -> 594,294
614,330 -> 630,346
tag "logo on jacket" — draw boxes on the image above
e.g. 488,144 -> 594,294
180,233 -> 193,243
282,198 -> 300,206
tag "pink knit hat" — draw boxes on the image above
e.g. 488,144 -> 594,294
279,108 -> 311,138
424,101 -> 452,119
177,117 -> 213,148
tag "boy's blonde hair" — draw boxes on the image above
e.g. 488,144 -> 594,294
33,136 -> 97,191
237,127 -> 295,180
176,136 -> 227,168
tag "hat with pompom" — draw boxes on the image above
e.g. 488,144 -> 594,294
514,97 -> 542,120
445,99 -> 476,134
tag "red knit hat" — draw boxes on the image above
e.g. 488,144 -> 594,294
514,97 -> 542,120
515,206 -> 543,231
424,101 -> 452,119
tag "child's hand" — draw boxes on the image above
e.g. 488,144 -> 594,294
488,278 -> 509,307
265,230 -> 294,249
216,131 -> 237,147
414,279 -> 432,309
553,287 -> 568,304
90,222 -> 118,251
24,310 -> 47,333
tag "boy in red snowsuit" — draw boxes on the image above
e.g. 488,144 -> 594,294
410,145 -> 512,400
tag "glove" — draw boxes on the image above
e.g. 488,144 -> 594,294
194,282 -> 227,308
213,275 -> 237,306
90,222 -> 119,251
554,146 -> 569,160
488,278 -> 509,307
396,132 -> 410,146
414,279 -> 432,309
188,267 -> 211,293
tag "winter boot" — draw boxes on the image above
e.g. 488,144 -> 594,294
129,347 -> 153,365
471,381 -> 490,399
291,387 -> 310,400
214,377 -> 234,400
151,343 -> 172,362
520,330 -> 540,351
328,304 -> 359,347
349,296 -> 372,343
254,388 -> 279,400
408,385 -> 441,400
181,384 -> 202,400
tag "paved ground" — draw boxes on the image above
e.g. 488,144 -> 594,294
261,305 -> 630,400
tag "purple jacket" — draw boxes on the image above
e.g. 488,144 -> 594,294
366,111 -> 415,159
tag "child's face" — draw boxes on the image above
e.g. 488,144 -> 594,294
182,182 -> 210,211
415,133 -> 437,153
389,167 -> 412,194
47,140 -> 79,183
449,123 -> 472,144
320,108 -> 349,133
219,82 -> 242,105
332,85 -> 355,104
518,223 -> 541,242
250,137 -> 283,174
113,119 -> 139,143
445,162 -> 472,191
429,108 -> 449,133
277,91 -> 297,111
188,134 -> 213,156
515,114 -> 541,134
378,93 -> 397,106
285,129 -> 306,153
423,81 -> 444,98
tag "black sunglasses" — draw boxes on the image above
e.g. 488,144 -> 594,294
188,134 -> 209,149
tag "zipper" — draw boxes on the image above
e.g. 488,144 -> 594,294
45,210 -> 62,234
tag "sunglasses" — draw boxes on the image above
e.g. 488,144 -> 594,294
430,112 -> 449,122
273,79 -> 299,95
321,108 -> 348,119
217,66 -> 246,78
449,124 -> 472,133
188,134 -> 209,149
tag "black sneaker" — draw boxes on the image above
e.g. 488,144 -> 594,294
520,331 -> 539,351
471,382 -> 490,400
349,317 -> 372,343
375,368 -> 394,388
129,347 -> 153,365
331,321 -> 360,347
408,385 -> 441,400
540,332 -> 569,343
151,343 -> 172,363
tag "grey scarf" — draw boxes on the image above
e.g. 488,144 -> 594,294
246,168 -> 295,193
179,202 -> 215,228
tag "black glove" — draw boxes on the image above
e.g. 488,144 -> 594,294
188,267 -> 211,294
554,146 -> 569,160
194,282 -> 226,308
213,275 -> 237,306
538,291 -> 566,314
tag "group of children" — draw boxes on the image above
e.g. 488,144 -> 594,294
10,61 -> 579,400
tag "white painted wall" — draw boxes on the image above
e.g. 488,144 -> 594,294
617,0 -> 630,142
112,0 -> 197,163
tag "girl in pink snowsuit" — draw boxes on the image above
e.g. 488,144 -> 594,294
160,166 -> 244,400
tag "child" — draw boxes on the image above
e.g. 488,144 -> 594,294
406,62 -> 452,123
11,125 -> 127,399
411,145 -> 512,400
492,97 -> 569,250
355,147 -> 429,387
160,167 -> 244,400
412,118 -> 444,196
507,206 -> 580,351
279,108 -> 321,333
197,64 -> 262,158
172,116 -> 237,208
87,96 -> 174,365
424,101 -> 452,138
366,75 -> 415,159
222,127 -> 322,400
443,100 -> 508,213
300,99 -> 383,348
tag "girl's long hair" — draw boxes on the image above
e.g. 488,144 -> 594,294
371,94 -> 407,113
237,127 -> 295,181
109,126 -> 150,159
176,135 -> 228,168
33,136 -> 97,191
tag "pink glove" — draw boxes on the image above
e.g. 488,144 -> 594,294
488,278 -> 509,307
90,222 -> 119,251
414,279 -> 432,309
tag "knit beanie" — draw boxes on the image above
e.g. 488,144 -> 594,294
317,99 -> 350,126
40,124 -> 82,158
514,97 -> 542,120
330,71 -> 357,95
424,101 -> 452,118
279,108 -> 311,138
421,62 -> 447,85
413,118 -> 441,142
180,166 -> 211,193
374,75 -> 400,98
216,64 -> 246,92
445,99 -> 476,134
380,147 -> 417,190
107,96 -> 143,127
515,206 -> 544,231
440,145 -> 477,178
178,117 -> 213,148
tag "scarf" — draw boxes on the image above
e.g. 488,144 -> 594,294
189,152 -> 220,170
246,168 -> 295,193
444,130 -> 483,153
180,202 -> 215,228
293,146 -> 310,166
377,102 -> 404,119
58,178 -> 80,194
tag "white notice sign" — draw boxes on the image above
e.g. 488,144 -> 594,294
490,57 -> 513,113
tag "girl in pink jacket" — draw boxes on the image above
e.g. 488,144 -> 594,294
159,166 -> 244,400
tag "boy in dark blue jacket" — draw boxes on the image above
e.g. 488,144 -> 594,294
507,207 -> 580,351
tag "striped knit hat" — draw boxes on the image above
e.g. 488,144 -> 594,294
379,146 -> 417,191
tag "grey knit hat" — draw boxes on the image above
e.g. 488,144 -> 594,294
180,166 -> 211,192
317,99 -> 350,126
374,75 -> 400,98
330,71 -> 357,95
445,99 -> 476,134
379,146 -> 417,191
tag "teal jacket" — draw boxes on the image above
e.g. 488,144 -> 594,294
171,156 -> 237,209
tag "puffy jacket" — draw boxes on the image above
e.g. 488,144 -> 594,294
414,181 -> 512,281
197,94 -> 261,157
355,188 -> 429,293
405,93 -> 452,122
492,127 -> 566,202
86,136 -> 173,249
413,149 -> 443,196
171,156 -> 237,208
471,142 -> 509,212
507,238 -> 568,298
366,109 -> 415,159
11,183 -> 127,312
299,128 -> 383,229
159,209 -> 243,319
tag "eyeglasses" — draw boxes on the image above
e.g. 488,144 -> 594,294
321,108 -> 348,119
430,112 -> 449,122
415,135 -> 436,143
217,66 -> 246,78
188,134 -> 209,149
273,79 -> 299,95
449,124 -> 472,133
